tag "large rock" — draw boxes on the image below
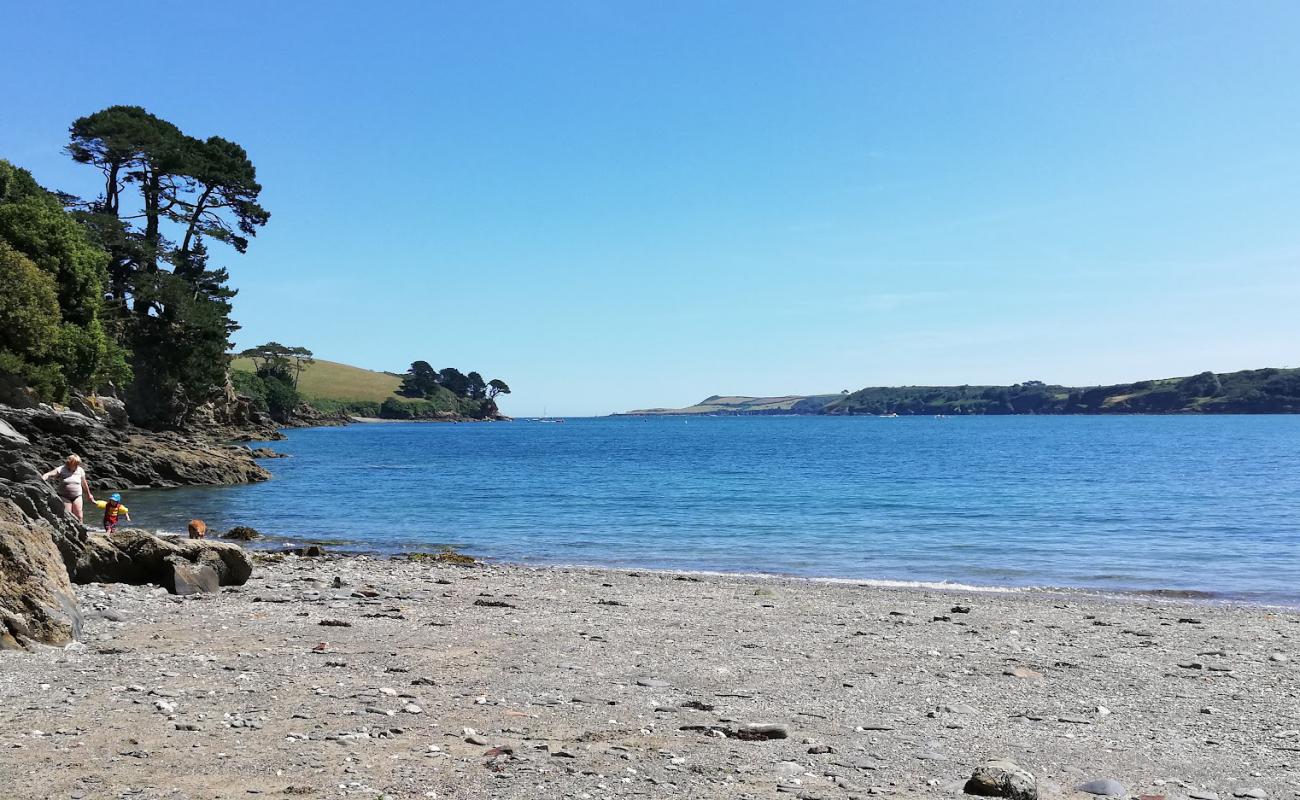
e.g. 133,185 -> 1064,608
965,760 -> 1037,800
75,528 -> 252,591
0,449 -> 90,570
0,519 -> 82,650
166,555 -> 221,595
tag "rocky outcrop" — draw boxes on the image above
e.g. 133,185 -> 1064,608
0,405 -> 271,489
0,402 -> 260,650
75,529 -> 253,588
187,378 -> 285,441
0,517 -> 82,650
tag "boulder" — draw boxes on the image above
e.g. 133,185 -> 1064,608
98,396 -> 129,429
0,519 -> 82,649
75,529 -> 252,591
223,526 -> 263,541
965,760 -> 1037,800
0,418 -> 29,447
166,555 -> 220,595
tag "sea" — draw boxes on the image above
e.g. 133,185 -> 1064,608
127,415 -> 1300,606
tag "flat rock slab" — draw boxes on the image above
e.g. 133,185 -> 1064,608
1078,779 -> 1126,796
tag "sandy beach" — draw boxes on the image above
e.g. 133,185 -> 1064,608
2,553 -> 1297,800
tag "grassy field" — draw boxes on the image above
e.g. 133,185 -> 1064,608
230,357 -> 401,403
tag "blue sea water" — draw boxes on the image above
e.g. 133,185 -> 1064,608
127,416 -> 1300,605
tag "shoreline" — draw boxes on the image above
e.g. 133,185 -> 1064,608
3,553 -> 1296,798
138,508 -> 1300,613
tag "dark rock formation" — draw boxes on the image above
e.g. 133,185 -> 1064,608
0,405 -> 271,489
222,526 -> 263,541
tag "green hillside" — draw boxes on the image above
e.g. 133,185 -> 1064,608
824,367 -> 1300,415
231,357 -> 400,403
619,368 -> 1300,416
620,394 -> 841,415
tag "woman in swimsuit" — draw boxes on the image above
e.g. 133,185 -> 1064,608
42,454 -> 95,523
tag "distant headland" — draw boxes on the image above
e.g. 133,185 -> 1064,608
618,367 -> 1300,416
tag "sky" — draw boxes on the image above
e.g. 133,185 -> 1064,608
2,2 -> 1299,416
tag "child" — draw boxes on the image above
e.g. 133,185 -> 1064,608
96,493 -> 130,533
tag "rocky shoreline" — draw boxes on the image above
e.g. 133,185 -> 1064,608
1,401 -> 269,651
1,553 -> 1297,799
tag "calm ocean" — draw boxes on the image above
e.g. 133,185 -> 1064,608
128,416 -> 1300,605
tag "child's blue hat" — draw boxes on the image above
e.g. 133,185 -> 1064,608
111,493 -> 121,502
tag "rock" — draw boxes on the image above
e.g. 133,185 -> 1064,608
166,556 -> 220,595
636,677 -> 671,688
284,545 -> 325,558
97,396 -> 129,429
1005,666 -> 1043,679
807,744 -> 834,754
0,519 -> 82,649
939,704 -> 978,715
1187,792 -> 1220,800
1269,653 -> 1288,663
1078,779 -> 1126,796
964,759 -> 1037,800
0,419 -> 29,447
0,405 -> 270,490
74,529 -> 253,592
1233,790 -> 1267,799
222,526 -> 263,541
248,447 -> 287,458
951,605 -> 972,614
736,723 -> 789,740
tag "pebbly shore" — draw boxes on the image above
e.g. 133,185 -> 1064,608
1,554 -> 1297,800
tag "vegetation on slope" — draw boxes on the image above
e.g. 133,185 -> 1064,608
621,394 -> 841,415
231,354 -> 511,421
824,368 -> 1300,415
231,356 -> 400,404
623,368 -> 1300,416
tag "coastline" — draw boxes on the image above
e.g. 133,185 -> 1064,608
2,553 -> 1295,799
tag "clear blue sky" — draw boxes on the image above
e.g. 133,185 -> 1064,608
3,2 -> 1298,416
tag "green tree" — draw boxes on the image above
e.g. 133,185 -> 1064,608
487,378 -> 511,400
0,159 -> 126,400
399,360 -> 439,397
67,106 -> 269,426
439,367 -> 469,396
466,371 -> 487,400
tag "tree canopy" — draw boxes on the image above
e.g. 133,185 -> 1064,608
61,105 -> 271,425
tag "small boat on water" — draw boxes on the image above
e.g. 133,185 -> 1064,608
880,412 -> 899,418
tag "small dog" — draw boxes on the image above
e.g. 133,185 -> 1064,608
187,519 -> 207,539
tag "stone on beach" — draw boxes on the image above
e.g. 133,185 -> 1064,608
963,760 -> 1037,800
1078,778 -> 1126,797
